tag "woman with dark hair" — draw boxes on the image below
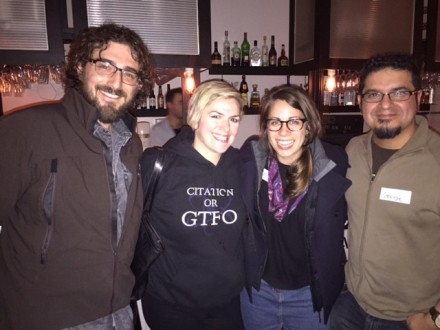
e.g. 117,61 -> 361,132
240,84 -> 351,329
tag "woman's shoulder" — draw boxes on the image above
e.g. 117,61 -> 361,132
320,140 -> 348,165
239,136 -> 263,160
141,146 -> 163,167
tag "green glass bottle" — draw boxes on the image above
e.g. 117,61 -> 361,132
241,32 -> 250,67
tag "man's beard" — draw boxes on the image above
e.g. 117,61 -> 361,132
374,119 -> 402,139
80,84 -> 136,124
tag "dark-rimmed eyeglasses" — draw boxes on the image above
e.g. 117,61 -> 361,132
266,118 -> 307,132
88,59 -> 140,86
361,90 -> 419,103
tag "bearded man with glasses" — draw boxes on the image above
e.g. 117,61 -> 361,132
329,53 -> 440,330
0,23 -> 154,329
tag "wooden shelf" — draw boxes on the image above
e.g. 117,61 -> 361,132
130,108 -> 167,117
209,66 -> 291,76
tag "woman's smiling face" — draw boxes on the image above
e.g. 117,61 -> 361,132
193,98 -> 241,165
267,100 -> 307,165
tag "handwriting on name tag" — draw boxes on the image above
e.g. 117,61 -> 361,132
379,187 -> 412,205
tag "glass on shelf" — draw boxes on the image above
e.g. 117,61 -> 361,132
0,64 -> 64,97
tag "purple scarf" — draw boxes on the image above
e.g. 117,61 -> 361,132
267,156 -> 308,222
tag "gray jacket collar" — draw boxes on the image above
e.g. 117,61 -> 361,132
251,138 -> 336,183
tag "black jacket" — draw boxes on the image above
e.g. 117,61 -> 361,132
139,128 -> 247,309
0,88 -> 143,329
240,138 -> 351,323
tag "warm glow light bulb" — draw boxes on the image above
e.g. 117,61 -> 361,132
184,68 -> 195,94
325,69 -> 336,92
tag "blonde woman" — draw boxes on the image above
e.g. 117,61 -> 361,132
138,80 -> 246,329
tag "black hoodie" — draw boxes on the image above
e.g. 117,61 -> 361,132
140,128 -> 246,309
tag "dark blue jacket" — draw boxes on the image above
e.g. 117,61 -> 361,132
240,138 -> 351,323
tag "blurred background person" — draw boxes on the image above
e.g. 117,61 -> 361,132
150,87 -> 183,146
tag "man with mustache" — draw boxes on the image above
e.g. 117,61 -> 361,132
0,23 -> 154,329
329,53 -> 440,330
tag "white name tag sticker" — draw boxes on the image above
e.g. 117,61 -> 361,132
379,187 -> 412,205
262,169 -> 269,182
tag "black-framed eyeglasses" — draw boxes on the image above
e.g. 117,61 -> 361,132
266,118 -> 307,132
361,90 -> 420,103
88,59 -> 140,86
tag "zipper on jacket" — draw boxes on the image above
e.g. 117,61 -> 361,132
41,159 -> 57,264
303,182 -> 323,314
357,151 -> 403,290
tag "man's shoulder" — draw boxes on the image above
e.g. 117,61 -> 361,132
426,129 -> 440,162
346,133 -> 369,154
0,102 -> 63,129
152,118 -> 170,130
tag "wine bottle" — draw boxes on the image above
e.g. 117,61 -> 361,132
261,36 -> 269,67
250,40 -> 261,66
269,35 -> 277,67
223,30 -> 231,66
239,75 -> 249,108
232,41 -> 241,66
211,41 -> 221,67
277,44 -> 289,67
241,32 -> 250,67
165,84 -> 171,109
250,84 -> 261,107
157,85 -> 164,109
149,88 -> 156,110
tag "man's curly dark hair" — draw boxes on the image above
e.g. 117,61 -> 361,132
64,22 -> 154,104
358,53 -> 422,94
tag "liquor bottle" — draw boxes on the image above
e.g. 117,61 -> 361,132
250,40 -> 261,66
222,30 -> 231,66
211,41 -> 221,67
165,83 -> 171,109
239,75 -> 249,108
149,88 -> 156,109
157,85 -> 164,109
264,88 -> 270,99
338,70 -> 345,106
277,44 -> 289,67
241,32 -> 250,67
261,36 -> 269,67
330,71 -> 339,106
231,41 -> 241,66
250,84 -> 261,107
269,35 -> 277,67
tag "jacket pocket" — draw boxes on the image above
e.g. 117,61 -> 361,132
41,159 -> 57,264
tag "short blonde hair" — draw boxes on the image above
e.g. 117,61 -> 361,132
187,79 -> 243,129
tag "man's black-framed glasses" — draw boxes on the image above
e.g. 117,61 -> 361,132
266,118 -> 307,132
361,90 -> 420,103
88,59 -> 140,86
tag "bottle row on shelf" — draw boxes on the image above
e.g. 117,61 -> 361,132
136,84 -> 167,110
322,69 -> 359,107
323,69 -> 438,108
421,72 -> 439,105
238,75 -> 266,109
212,31 -> 288,68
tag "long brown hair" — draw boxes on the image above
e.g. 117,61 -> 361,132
260,84 -> 322,199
